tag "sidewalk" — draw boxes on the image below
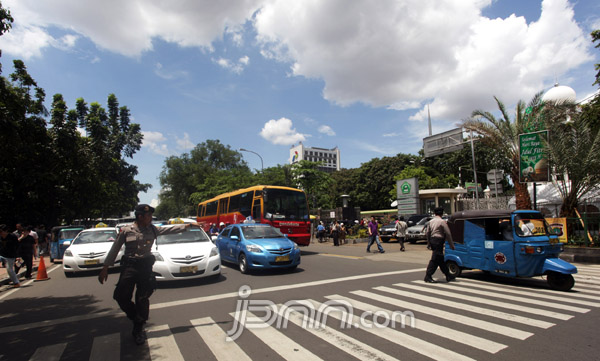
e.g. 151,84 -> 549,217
0,256 -> 43,286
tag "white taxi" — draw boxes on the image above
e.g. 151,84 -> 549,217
62,227 -> 123,276
151,225 -> 221,281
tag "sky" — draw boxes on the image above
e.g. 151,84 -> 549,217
1,0 -> 599,208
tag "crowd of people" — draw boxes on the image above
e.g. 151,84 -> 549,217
0,223 -> 49,288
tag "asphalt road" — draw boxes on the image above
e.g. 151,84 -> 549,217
0,240 -> 599,361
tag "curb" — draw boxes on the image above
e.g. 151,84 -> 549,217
0,264 -> 40,286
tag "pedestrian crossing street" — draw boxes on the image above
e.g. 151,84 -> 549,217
26,265 -> 600,361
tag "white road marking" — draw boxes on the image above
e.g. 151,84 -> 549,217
325,295 -> 507,354
230,310 -> 323,361
147,324 -> 185,361
277,302 -> 401,361
191,317 -> 252,361
387,284 -> 555,328
351,290 -> 533,340
28,343 -> 66,361
89,333 -> 120,361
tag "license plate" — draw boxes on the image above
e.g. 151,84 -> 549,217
180,266 -> 198,273
275,255 -> 290,262
84,259 -> 99,265
549,238 -> 558,244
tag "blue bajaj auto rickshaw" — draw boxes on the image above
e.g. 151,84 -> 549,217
444,210 -> 577,291
50,226 -> 85,263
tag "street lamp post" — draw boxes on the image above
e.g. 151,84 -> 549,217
239,148 -> 264,172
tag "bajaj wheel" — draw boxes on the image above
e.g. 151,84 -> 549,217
446,261 -> 462,277
547,272 -> 574,291
239,254 -> 249,274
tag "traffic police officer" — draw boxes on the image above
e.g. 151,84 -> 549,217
424,207 -> 455,283
98,204 -> 196,345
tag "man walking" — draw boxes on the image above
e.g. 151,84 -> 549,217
0,225 -> 21,288
395,216 -> 408,251
366,216 -> 385,253
424,207 -> 455,283
98,204 -> 198,345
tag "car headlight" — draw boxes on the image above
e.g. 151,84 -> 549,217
293,242 -> 299,250
152,252 -> 164,262
245,244 -> 262,253
210,247 -> 219,257
64,249 -> 73,257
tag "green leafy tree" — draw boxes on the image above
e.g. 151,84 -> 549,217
463,94 -> 545,210
290,160 -> 334,209
160,140 -> 254,218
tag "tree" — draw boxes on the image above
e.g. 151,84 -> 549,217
463,94 -> 545,210
290,160 -> 334,209
160,140 -> 254,218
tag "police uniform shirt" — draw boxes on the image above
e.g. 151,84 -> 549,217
426,217 -> 454,248
104,223 -> 187,266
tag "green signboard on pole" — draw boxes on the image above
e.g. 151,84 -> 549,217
519,131 -> 549,183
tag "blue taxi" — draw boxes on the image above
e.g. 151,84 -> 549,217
215,223 -> 301,274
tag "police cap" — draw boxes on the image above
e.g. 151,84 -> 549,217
135,204 -> 155,215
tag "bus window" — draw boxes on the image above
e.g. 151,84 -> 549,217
219,198 -> 229,214
239,191 -> 253,217
252,199 -> 261,220
206,201 -> 218,216
229,194 -> 241,213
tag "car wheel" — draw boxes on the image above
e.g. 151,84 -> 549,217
547,272 -> 574,291
64,272 -> 74,278
408,239 -> 416,244
288,265 -> 298,272
446,261 -> 462,277
239,254 -> 249,274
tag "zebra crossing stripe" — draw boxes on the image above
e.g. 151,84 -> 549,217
572,265 -> 600,272
350,290 -> 533,340
573,274 -> 600,286
405,281 -> 573,320
146,324 -> 185,361
420,282 -> 590,313
275,302 -> 402,361
386,284 -> 555,328
28,343 -> 66,361
324,295 -> 507,354
457,279 -> 600,307
573,284 -> 600,292
89,333 -> 120,361
230,310 -> 323,361
190,317 -> 252,361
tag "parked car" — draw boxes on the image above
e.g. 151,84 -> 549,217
406,214 -> 430,227
379,223 -> 398,242
216,223 -> 301,274
151,225 -> 221,281
406,216 -> 433,243
62,227 -> 122,276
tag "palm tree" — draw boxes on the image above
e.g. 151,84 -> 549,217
463,93 -> 545,210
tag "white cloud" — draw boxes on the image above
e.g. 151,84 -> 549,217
2,0 -> 592,124
260,117 -> 307,145
176,133 -> 195,152
318,125 -> 336,136
154,62 -> 189,80
142,131 -> 170,156
213,56 -> 250,74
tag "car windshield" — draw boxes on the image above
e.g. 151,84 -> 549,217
514,213 -> 549,237
72,230 -> 117,245
59,229 -> 83,240
157,228 -> 211,245
241,226 -> 284,239
264,188 -> 309,221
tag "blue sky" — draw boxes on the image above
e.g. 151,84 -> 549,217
1,0 -> 599,208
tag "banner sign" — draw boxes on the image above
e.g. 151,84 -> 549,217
519,131 -> 549,183
546,217 -> 568,243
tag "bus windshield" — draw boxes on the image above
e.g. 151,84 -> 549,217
264,188 -> 309,221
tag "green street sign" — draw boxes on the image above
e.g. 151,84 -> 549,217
401,181 -> 411,195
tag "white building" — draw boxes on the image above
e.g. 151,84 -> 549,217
290,142 -> 340,173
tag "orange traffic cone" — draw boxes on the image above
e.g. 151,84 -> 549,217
34,256 -> 50,282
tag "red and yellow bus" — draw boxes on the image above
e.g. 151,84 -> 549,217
197,185 -> 311,246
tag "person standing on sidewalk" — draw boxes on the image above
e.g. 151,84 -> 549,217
366,216 -> 385,253
98,204 -> 198,345
395,216 -> 408,251
424,207 -> 455,283
15,227 -> 35,279
0,225 -> 21,287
